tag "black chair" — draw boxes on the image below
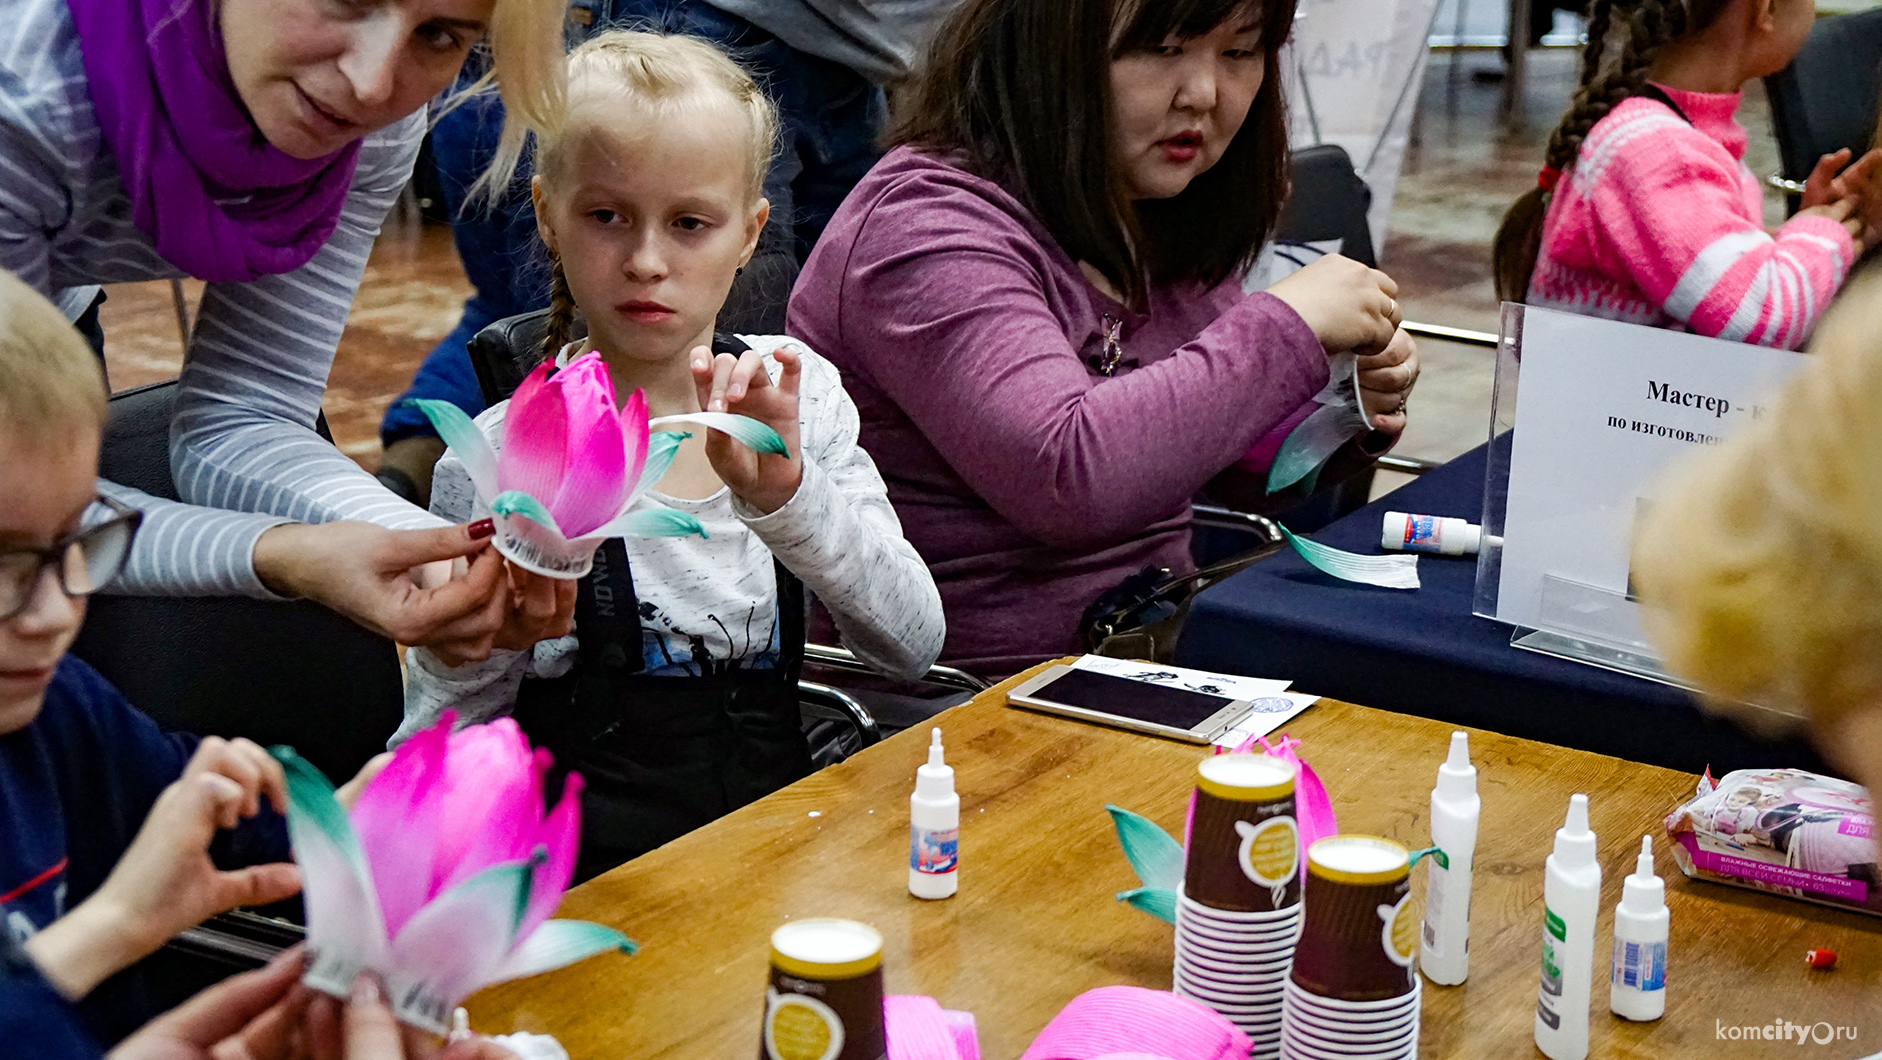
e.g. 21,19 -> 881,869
1764,10 -> 1882,210
1277,143 -> 1379,267
71,379 -> 407,785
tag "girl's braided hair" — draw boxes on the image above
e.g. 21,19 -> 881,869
1490,0 -> 1729,301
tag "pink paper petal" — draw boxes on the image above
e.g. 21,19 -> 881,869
887,996 -> 969,1060
520,769 -> 583,939
548,355 -> 629,537
432,720 -> 543,892
618,388 -> 650,503
499,361 -> 570,508
945,1010 -> 981,1060
1018,987 -> 1248,1060
351,713 -> 453,939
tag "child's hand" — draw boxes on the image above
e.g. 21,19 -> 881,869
25,738 -> 302,999
1801,148 -> 1882,213
1799,196 -> 1874,260
690,345 -> 805,516
337,753 -> 394,811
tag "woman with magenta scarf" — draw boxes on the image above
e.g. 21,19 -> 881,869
0,0 -> 573,661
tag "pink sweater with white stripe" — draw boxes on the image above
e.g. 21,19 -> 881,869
1528,83 -> 1856,350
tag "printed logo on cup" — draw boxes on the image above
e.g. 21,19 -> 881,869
1290,835 -> 1416,1002
1185,754 -> 1300,912
761,920 -> 886,1060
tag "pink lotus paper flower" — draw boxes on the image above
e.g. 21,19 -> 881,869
271,715 -> 633,1033
409,351 -> 787,578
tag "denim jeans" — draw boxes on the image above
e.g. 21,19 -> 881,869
378,1 -> 886,445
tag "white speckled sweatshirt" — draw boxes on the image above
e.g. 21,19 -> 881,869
398,336 -> 945,743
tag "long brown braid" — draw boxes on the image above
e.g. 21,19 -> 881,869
538,254 -> 578,363
1490,0 -> 1727,301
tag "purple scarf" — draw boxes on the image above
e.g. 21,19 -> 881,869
64,0 -> 363,283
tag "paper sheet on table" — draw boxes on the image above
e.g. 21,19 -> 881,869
1212,692 -> 1322,750
1070,655 -> 1292,700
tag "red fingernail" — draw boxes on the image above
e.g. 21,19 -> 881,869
469,519 -> 495,540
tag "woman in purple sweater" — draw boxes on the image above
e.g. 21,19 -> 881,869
788,0 -> 1421,678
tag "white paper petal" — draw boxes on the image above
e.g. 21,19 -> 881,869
386,860 -> 538,1033
649,413 -> 788,455
270,748 -> 390,997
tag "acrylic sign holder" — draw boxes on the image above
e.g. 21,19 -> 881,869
1469,303 -> 1692,692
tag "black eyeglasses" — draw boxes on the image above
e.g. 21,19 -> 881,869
0,497 -> 142,622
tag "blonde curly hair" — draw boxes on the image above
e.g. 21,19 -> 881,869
1633,271 -> 1882,735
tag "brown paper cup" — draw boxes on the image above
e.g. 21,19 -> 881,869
760,920 -> 887,1060
1289,835 -> 1416,1002
1184,754 -> 1300,912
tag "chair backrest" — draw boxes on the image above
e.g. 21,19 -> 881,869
69,380 -> 405,783
1275,144 -> 1377,267
1765,11 -> 1882,187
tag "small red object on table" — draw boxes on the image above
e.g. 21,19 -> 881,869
1806,948 -> 1838,970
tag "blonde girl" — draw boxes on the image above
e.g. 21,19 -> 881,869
404,31 -> 945,881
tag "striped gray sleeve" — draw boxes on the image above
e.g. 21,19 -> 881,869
98,479 -> 293,597
169,111 -> 448,558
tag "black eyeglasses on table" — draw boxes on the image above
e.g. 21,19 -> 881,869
0,496 -> 142,622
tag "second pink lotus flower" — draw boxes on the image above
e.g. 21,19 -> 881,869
410,351 -> 787,577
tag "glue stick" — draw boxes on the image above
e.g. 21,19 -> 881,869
909,728 -> 958,899
1421,732 -> 1479,985
1535,794 -> 1600,1060
1382,512 -> 1482,556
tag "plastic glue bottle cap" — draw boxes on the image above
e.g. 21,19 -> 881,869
1622,835 -> 1663,912
917,728 -> 953,797
1437,731 -> 1476,799
1555,794 -> 1596,868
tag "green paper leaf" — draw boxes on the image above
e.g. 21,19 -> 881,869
592,507 -> 708,540
491,490 -> 564,537
1410,845 -> 1450,870
489,919 -> 638,985
635,431 -> 689,496
1106,804 -> 1185,891
650,413 -> 789,456
1281,525 -> 1420,590
1116,887 -> 1178,925
406,399 -> 498,501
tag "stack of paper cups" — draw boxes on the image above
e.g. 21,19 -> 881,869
1281,835 -> 1422,1059
1174,754 -> 1303,1059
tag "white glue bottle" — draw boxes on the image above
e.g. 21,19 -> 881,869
909,728 -> 959,899
1382,512 -> 1483,555
1610,835 -> 1668,1021
1421,731 -> 1479,985
1535,794 -> 1600,1060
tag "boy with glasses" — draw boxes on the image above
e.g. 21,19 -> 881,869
0,268 -> 313,1047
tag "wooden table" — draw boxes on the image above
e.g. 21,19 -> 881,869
469,662 -> 1882,1059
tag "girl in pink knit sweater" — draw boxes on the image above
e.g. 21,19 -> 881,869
1493,0 -> 1882,349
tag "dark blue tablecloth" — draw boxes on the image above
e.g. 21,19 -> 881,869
1176,443 -> 1827,775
